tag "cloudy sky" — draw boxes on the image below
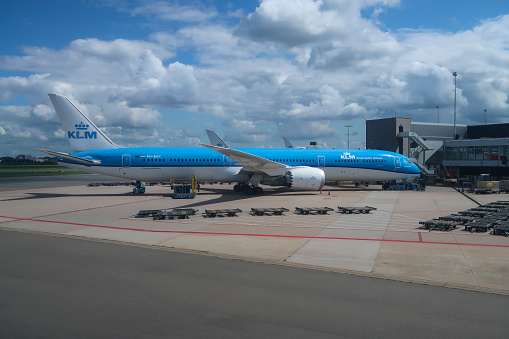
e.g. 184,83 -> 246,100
1,0 -> 508,156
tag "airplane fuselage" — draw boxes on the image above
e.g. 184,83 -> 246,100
59,147 -> 420,183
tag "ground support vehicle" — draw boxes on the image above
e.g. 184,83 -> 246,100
153,209 -> 198,220
337,206 -> 377,214
499,180 -> 509,193
464,220 -> 495,233
491,224 -> 509,236
251,208 -> 289,216
383,182 -> 425,191
418,220 -> 459,231
135,209 -> 162,218
295,207 -> 334,215
474,181 -> 500,194
171,176 -> 198,199
438,215 -> 476,223
204,209 -> 242,217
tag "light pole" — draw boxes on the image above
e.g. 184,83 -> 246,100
452,72 -> 457,139
345,125 -> 353,149
483,109 -> 487,125
437,105 -> 440,123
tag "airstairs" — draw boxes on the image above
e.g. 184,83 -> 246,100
399,131 -> 434,175
398,132 -> 432,151
409,158 -> 435,175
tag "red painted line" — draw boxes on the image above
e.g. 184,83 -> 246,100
1,215 -> 509,248
418,232 -> 423,242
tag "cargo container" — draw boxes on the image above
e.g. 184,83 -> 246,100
476,181 -> 500,194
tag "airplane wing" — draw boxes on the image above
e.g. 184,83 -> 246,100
35,149 -> 100,165
200,144 -> 286,176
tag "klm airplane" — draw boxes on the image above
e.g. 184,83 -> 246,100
37,94 -> 421,194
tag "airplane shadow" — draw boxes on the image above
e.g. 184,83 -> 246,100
1,186 -> 311,203
1,192 -> 166,202
163,187 -> 316,211
2,185 -> 383,205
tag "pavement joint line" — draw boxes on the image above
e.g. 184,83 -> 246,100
375,209 -> 430,221
452,230 -> 481,286
2,215 -> 508,248
455,235 -> 482,288
1,225 -> 507,296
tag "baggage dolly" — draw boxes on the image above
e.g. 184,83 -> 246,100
295,207 -> 334,215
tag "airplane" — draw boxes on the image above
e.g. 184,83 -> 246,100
283,136 -> 306,149
36,94 -> 421,194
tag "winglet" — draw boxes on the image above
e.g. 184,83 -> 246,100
206,129 -> 229,148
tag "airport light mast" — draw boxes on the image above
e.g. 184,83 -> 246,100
483,109 -> 487,125
452,72 -> 457,139
345,125 -> 353,149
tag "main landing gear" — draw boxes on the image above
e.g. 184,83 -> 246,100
234,183 -> 263,195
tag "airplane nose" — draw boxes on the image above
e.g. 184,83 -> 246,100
411,163 -> 421,174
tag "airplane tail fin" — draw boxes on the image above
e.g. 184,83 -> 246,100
48,94 -> 118,152
283,137 -> 294,149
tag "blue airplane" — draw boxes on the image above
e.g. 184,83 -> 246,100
36,94 -> 421,194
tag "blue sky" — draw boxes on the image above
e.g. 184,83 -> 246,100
1,0 -> 508,156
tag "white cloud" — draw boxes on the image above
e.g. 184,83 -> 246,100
278,85 -> 366,120
117,54 -> 201,107
0,1 -> 508,154
32,104 -> 55,121
131,1 -> 218,22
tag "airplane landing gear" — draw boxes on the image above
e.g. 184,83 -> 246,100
234,184 -> 263,195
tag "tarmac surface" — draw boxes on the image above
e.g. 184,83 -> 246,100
2,229 -> 508,338
1,175 -> 508,294
1,174 -> 509,337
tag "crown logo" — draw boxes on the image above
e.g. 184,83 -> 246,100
75,122 -> 89,130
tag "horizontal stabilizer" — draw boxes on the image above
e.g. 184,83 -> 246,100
34,149 -> 100,165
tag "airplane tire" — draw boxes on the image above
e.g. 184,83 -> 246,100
254,187 -> 263,194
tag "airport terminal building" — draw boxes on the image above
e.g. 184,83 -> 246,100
366,117 -> 509,180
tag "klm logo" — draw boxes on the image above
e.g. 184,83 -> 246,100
68,122 -> 97,139
340,152 -> 356,160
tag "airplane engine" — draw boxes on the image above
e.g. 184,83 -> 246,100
284,167 -> 325,191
